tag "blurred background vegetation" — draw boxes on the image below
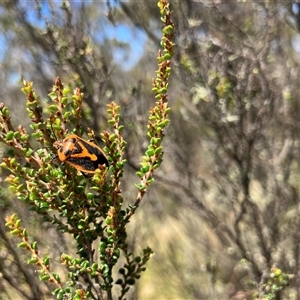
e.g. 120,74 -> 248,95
1,1 -> 300,299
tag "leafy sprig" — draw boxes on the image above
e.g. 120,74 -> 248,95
2,0 -> 174,299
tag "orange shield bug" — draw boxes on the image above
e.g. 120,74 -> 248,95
53,134 -> 108,174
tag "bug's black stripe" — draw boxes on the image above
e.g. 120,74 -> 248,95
79,139 -> 105,156
71,141 -> 83,155
67,154 -> 108,171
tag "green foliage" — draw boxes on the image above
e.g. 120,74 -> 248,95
2,1 -> 174,299
6,214 -> 63,289
133,0 -> 174,217
255,267 -> 294,300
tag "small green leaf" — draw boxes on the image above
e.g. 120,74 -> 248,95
146,149 -> 155,157
18,242 -> 28,248
11,229 -> 20,235
105,217 -> 112,225
127,278 -> 135,285
72,95 -> 80,101
61,97 -> 69,105
163,25 -> 174,34
48,92 -> 57,101
48,105 -> 59,113
75,186 -> 85,194
163,53 -> 171,60
6,131 -> 14,141
0,106 -> 10,117
63,111 -> 71,119
53,273 -> 61,282
28,257 -> 39,264
135,183 -> 147,191
43,256 -> 50,266
109,134 -> 117,141
13,131 -> 21,139
77,220 -> 86,230
136,171 -> 144,177
107,236 -> 114,244
16,184 -> 24,192
20,134 -> 29,141
135,183 -> 143,189
15,219 -> 21,227
87,193 -> 94,200
40,274 -> 51,281
117,161 -> 124,169
31,241 -> 38,250
154,146 -> 163,155
62,88 -> 71,95
135,256 -> 141,263
40,202 -> 49,209
91,263 -> 98,271
141,165 -> 150,173
99,242 -> 107,253
0,162 -> 8,169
